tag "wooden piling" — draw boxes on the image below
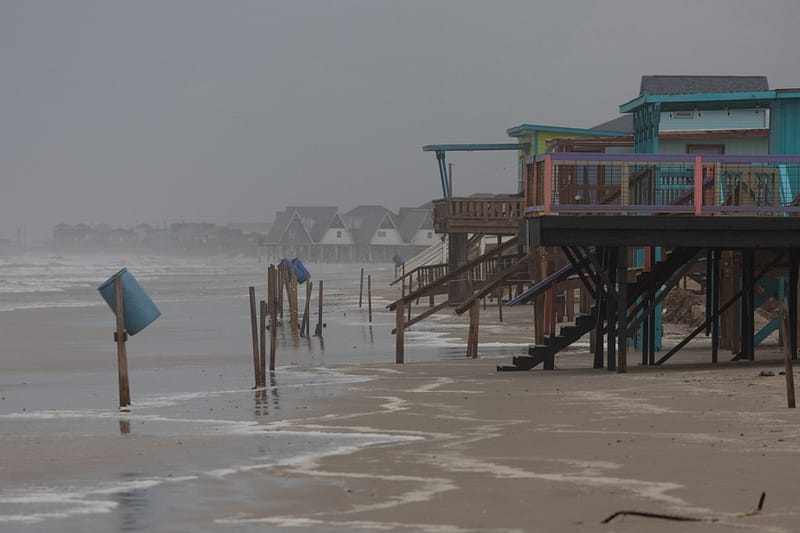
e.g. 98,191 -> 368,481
781,301 -> 796,408
359,268 -> 364,308
268,266 -> 277,372
396,299 -> 405,363
467,301 -> 480,358
114,274 -> 131,409
248,286 -> 261,388
314,280 -> 324,337
289,267 -> 299,338
259,300 -> 267,387
368,274 -> 373,323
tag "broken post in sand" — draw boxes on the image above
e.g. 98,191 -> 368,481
314,279 -> 324,337
114,274 -> 131,409
259,300 -> 267,387
249,286 -> 261,387
359,267 -> 364,307
368,274 -> 373,323
268,265 -> 278,371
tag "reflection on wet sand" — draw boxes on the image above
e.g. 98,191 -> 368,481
254,372 -> 281,417
116,473 -> 153,532
119,418 -> 131,435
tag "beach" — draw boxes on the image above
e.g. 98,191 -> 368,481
1,252 -> 799,531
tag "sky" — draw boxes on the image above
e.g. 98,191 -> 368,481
2,0 -> 800,240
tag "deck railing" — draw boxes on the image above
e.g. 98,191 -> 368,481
433,196 -> 524,233
523,153 -> 800,217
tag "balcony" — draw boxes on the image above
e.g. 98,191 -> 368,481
523,153 -> 800,217
432,196 -> 524,235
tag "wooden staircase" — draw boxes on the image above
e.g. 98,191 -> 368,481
498,246 -> 702,371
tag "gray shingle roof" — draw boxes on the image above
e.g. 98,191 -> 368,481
591,115 -> 633,133
396,208 -> 432,243
266,206 -> 338,244
640,75 -> 769,96
341,205 -> 397,245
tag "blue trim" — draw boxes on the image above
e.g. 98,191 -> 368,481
619,90 -> 800,113
505,124 -> 628,137
422,143 -> 525,152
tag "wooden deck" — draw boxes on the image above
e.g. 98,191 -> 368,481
432,196 -> 523,235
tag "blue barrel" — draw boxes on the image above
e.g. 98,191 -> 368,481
281,257 -> 309,284
291,257 -> 309,284
97,268 -> 161,335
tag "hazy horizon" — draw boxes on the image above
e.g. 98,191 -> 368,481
3,0 -> 800,241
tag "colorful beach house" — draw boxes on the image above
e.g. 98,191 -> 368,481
507,76 -> 800,371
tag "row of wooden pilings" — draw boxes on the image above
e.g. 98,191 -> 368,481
247,262 -> 324,388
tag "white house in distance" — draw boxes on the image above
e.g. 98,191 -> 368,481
262,204 -> 434,263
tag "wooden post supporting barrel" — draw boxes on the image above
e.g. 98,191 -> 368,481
114,274 -> 131,409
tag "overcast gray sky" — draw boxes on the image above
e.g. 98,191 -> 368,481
2,0 -> 799,240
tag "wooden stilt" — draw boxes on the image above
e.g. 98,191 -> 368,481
607,248 -> 617,372
301,280 -> 311,337
289,268 -> 299,338
269,266 -> 277,372
114,274 -> 131,409
314,280 -> 324,337
790,249 -> 799,361
593,247 -> 605,369
368,274 -> 373,323
359,268 -> 364,308
617,246 -> 627,373
711,249 -> 720,363
781,301 -> 796,408
467,301 -> 480,358
396,299 -> 405,364
259,300 -> 267,386
248,286 -> 261,388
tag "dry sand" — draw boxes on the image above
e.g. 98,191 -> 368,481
204,351 -> 800,532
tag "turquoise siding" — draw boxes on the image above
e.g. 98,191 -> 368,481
658,136 -> 768,155
770,100 -> 800,154
659,109 -> 766,132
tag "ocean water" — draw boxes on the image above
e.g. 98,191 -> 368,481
0,251 -> 526,530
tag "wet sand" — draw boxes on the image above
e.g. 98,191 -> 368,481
3,264 -> 800,531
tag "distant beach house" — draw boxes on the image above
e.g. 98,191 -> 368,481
262,205 -> 434,263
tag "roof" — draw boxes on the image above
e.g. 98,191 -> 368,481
266,206 -> 338,244
507,124 -> 627,138
591,115 -> 633,133
341,205 -> 397,245
395,208 -> 433,243
640,75 -> 769,96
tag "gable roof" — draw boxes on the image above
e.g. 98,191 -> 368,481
342,205 -> 398,245
396,208 -> 433,243
266,206 -> 339,244
640,75 -> 769,96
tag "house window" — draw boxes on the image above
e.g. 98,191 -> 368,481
287,230 -> 295,240
686,144 -> 725,155
336,230 -> 342,238
377,230 -> 387,238
427,232 -> 433,239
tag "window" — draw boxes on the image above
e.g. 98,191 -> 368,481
427,232 -> 433,239
377,230 -> 387,238
336,230 -> 342,238
686,144 -> 725,155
